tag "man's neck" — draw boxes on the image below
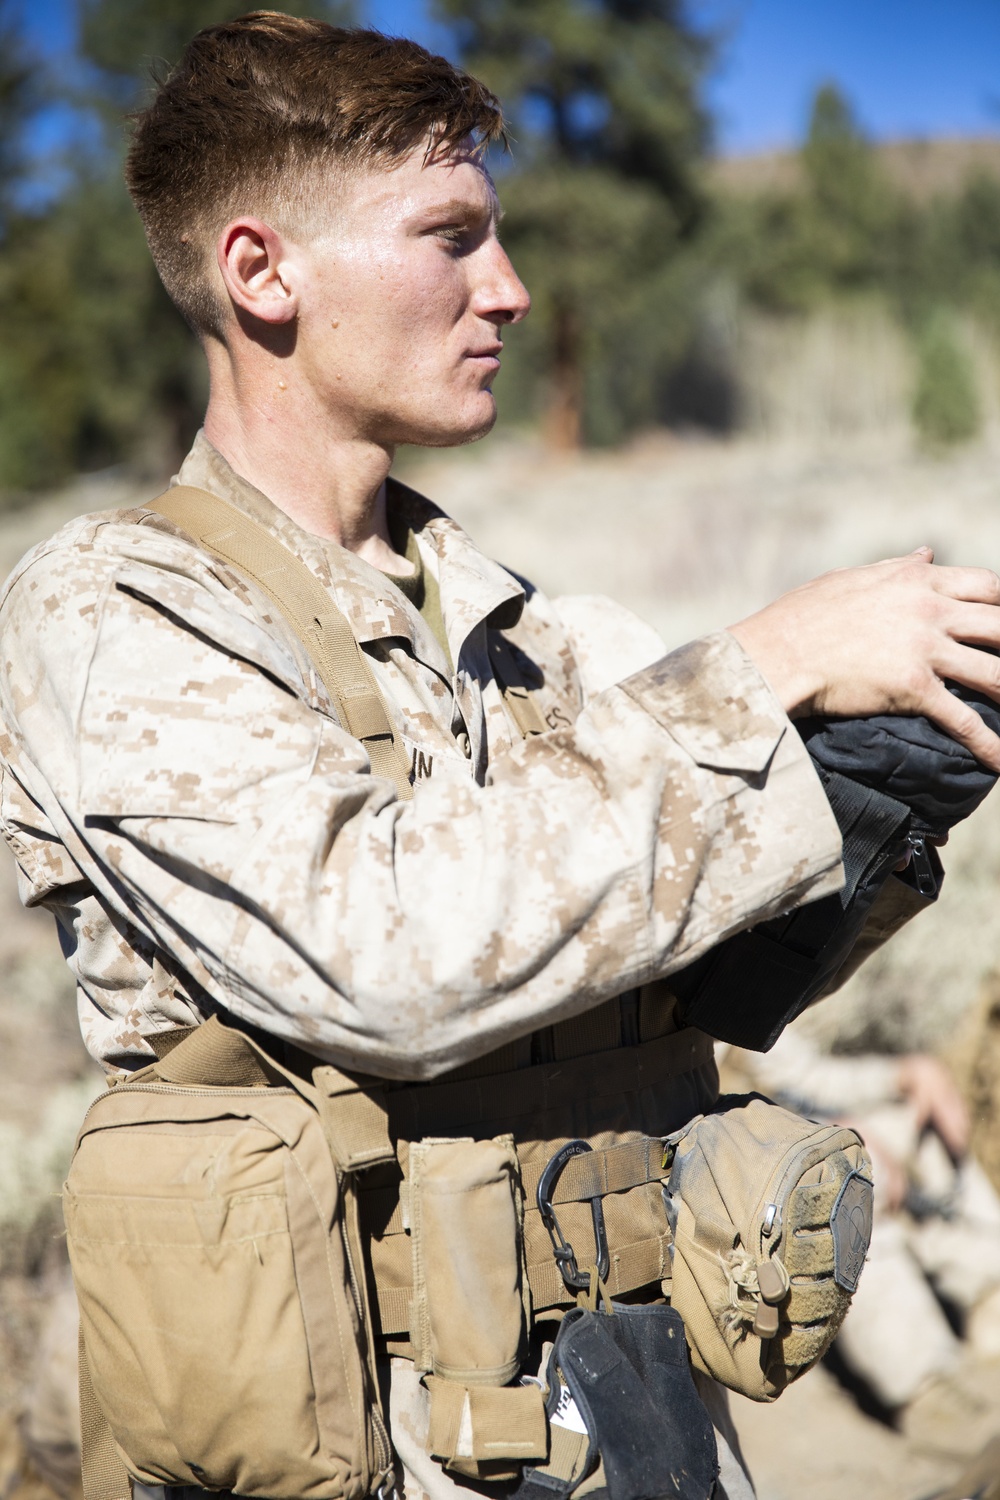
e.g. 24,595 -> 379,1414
202,352 -> 412,575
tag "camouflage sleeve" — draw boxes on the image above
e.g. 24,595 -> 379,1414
548,595 -> 667,699
0,537 -> 844,1081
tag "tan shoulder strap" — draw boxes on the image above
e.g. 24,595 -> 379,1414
147,485 -> 412,799
489,632 -> 548,738
79,1327 -> 132,1500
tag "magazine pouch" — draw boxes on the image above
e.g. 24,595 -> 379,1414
409,1136 -> 529,1386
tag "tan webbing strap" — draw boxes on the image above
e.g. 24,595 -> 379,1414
542,1425 -> 592,1488
519,1137 -> 668,1208
146,486 -> 412,800
488,634 -> 548,739
524,1227 -> 669,1311
314,1064 -> 394,1171
143,1017 -> 395,1172
79,1327 -> 132,1500
361,1138 -> 669,1236
374,1228 -> 671,1336
382,1026 -> 715,1137
147,1019 -> 279,1089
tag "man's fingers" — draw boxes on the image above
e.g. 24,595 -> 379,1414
920,677 -> 1000,772
939,600 -> 1000,648
931,564 -> 1000,604
940,639 -> 1000,697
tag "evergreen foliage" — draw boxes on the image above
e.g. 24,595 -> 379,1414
0,6 -> 997,496
0,1 -> 356,499
705,85 -> 999,446
0,174 -> 205,491
710,86 -> 905,311
433,0 -> 713,445
79,0 -> 356,111
912,312 -> 981,450
0,0 -> 38,236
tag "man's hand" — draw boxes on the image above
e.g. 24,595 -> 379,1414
729,548 -> 1000,771
840,1123 -> 908,1214
896,1052 -> 970,1161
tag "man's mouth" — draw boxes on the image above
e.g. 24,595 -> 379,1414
467,344 -> 502,369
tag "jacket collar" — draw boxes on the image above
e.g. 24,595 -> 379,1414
174,433 -> 524,673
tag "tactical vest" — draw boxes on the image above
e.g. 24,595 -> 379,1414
65,489 -> 868,1500
136,485 -> 719,1325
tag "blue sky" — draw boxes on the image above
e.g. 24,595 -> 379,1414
11,0 -> 1000,158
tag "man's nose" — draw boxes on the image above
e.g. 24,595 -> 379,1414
475,242 -> 531,326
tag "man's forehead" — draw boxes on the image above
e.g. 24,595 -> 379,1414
354,140 -> 499,218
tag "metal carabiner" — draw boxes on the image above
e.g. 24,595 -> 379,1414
536,1138 -> 610,1294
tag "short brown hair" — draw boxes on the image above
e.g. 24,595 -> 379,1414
126,12 -> 505,339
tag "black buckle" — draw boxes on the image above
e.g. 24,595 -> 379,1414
537,1139 -> 610,1294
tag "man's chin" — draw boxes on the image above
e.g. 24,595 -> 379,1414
396,398 -> 498,450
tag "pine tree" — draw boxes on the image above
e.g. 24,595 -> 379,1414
79,0 -> 357,109
63,1 -> 359,476
433,0 -> 712,446
0,0 -> 37,239
800,84 -> 899,290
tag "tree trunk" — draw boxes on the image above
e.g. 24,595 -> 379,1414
544,301 -> 583,451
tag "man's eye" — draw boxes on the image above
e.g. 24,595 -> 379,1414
435,225 -> 467,244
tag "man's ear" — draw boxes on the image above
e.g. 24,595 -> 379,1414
217,217 -> 298,325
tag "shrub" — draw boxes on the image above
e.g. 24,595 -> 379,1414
912,312 -> 981,448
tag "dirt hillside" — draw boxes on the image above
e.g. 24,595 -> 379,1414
710,134 -> 1000,200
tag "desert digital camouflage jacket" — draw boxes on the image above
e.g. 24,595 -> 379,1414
0,434 -> 844,1077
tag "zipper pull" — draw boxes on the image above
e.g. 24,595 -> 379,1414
907,834 -> 938,898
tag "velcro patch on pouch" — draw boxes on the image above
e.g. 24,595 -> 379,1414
830,1170 -> 874,1293
425,1376 -> 548,1463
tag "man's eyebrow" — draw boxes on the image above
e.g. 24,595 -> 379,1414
415,196 -> 500,223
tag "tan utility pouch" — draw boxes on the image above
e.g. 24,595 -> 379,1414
405,1136 -> 543,1482
662,1093 -> 873,1402
63,1019 -> 394,1500
408,1136 -> 529,1386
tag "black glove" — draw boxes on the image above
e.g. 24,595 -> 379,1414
670,680 -> 1000,1052
511,1304 -> 718,1500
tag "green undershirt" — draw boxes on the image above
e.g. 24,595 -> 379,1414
382,512 -> 452,670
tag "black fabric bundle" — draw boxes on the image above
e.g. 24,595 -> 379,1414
670,681 -> 1000,1052
803,681 -> 1000,835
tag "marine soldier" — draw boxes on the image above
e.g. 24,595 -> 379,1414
4,14 -> 1000,1500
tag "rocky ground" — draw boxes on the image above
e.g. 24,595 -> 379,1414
3,426 -> 1000,1500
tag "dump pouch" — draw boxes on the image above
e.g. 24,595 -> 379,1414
63,1020 -> 392,1500
513,1305 -> 717,1500
662,1094 -> 873,1402
408,1136 -> 529,1386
